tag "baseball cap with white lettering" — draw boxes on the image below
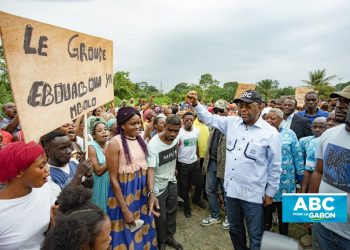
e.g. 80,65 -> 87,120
233,90 -> 263,103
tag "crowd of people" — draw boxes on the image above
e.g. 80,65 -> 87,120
0,85 -> 349,250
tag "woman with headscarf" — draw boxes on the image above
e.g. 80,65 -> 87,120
0,142 -> 53,250
143,108 -> 156,131
88,117 -> 110,213
106,118 -> 117,140
106,107 -> 158,249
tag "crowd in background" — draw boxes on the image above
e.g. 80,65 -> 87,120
0,85 -> 349,250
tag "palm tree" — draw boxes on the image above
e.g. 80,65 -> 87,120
302,69 -> 336,92
256,79 -> 279,101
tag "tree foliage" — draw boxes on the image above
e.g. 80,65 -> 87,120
302,69 -> 337,100
0,45 -> 14,111
277,86 -> 295,97
222,82 -> 238,101
302,69 -> 336,90
256,79 -> 279,101
198,74 -> 220,102
113,71 -> 135,100
335,81 -> 350,92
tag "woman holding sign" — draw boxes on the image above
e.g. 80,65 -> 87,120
106,107 -> 159,249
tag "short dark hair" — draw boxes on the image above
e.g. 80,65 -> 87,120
183,111 -> 194,118
42,130 -> 66,147
153,116 -> 164,125
165,114 -> 181,126
284,97 -> 298,107
305,91 -> 319,100
171,105 -> 179,115
92,106 -> 103,116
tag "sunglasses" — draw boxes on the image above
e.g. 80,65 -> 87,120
213,108 -> 225,114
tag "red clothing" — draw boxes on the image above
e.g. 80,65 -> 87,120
1,130 -> 13,145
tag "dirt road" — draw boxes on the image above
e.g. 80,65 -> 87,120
174,201 -> 310,250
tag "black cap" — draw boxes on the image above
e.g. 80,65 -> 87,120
233,90 -> 263,104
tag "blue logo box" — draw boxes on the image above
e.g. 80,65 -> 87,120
282,194 -> 347,223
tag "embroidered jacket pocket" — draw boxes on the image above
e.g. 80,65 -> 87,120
244,142 -> 264,161
226,139 -> 237,152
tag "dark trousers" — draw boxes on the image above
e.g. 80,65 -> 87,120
263,202 -> 289,235
226,197 -> 263,250
199,157 -> 206,199
177,161 -> 204,212
155,182 -> 178,244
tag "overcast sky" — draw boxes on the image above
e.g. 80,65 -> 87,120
1,0 -> 350,92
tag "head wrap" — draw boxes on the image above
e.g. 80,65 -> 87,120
106,118 -> 117,130
0,141 -> 45,182
88,117 -> 107,135
117,107 -> 140,126
154,106 -> 161,114
143,109 -> 156,121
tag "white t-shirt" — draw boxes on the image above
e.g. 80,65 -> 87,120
0,183 -> 53,250
147,134 -> 179,196
177,127 -> 199,164
316,124 -> 350,239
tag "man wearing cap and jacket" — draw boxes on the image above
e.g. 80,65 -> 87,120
187,90 -> 282,250
201,99 -> 230,230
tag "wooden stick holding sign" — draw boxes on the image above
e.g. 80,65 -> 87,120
0,11 -> 114,142
84,113 -> 89,159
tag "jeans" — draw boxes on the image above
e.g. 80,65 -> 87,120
312,223 -> 350,250
206,159 -> 225,219
226,197 -> 264,250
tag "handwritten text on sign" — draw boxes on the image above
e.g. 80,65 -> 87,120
0,12 -> 114,142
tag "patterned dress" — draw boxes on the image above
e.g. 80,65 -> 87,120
107,135 -> 157,250
273,128 -> 304,202
90,140 -> 109,213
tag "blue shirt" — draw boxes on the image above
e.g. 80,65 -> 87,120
0,117 -> 21,133
195,103 -> 282,204
297,108 -> 328,123
273,128 -> 304,202
299,136 -> 318,172
50,161 -> 78,189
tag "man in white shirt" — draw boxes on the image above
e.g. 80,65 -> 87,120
187,90 -> 282,250
147,115 -> 183,250
177,111 -> 206,218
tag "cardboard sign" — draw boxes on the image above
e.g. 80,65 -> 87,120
0,12 -> 114,142
234,83 -> 256,99
295,86 -> 315,107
